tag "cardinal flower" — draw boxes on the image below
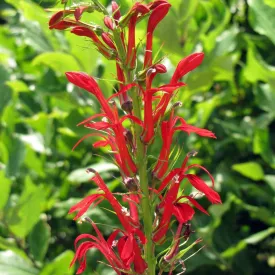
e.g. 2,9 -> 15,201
154,53 -> 205,122
153,178 -> 208,243
144,1 -> 171,68
71,219 -> 147,274
153,109 -> 216,179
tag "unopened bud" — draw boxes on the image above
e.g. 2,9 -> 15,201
112,1 -> 121,21
172,101 -> 182,108
187,150 -> 198,157
104,16 -> 114,30
124,177 -> 138,191
86,168 -> 96,174
121,100 -> 133,113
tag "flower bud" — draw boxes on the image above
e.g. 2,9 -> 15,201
112,1 -> 121,21
104,16 -> 114,30
124,177 -> 138,192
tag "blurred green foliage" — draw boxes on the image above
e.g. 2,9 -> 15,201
0,0 -> 275,274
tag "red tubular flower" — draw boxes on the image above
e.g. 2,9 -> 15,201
126,4 -> 150,68
65,71 -> 114,119
170,53 -> 205,84
70,27 -> 114,59
69,170 -> 139,230
71,222 -> 136,274
49,1 -> 222,273
157,162 -> 221,205
112,1 -> 121,23
154,53 -> 204,122
141,82 -> 185,144
66,72 -> 138,176
153,177 -> 210,243
153,110 -> 216,179
74,6 -> 89,21
143,2 -> 171,68
49,10 -> 75,29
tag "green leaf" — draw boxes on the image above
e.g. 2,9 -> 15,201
264,175 -> 275,192
67,162 -> 118,184
0,237 -> 28,260
28,219 -> 51,262
222,227 -> 275,258
0,170 -> 12,210
253,126 -> 275,167
6,80 -> 29,93
254,83 -> 275,115
6,137 -> 26,178
243,41 -> 275,84
245,227 -> 275,244
33,52 -> 81,75
232,162 -> 264,181
0,250 -> 38,275
248,0 -> 275,45
40,250 -> 74,275
6,177 -> 47,238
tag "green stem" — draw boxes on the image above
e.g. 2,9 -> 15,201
113,28 -> 156,275
132,92 -> 156,275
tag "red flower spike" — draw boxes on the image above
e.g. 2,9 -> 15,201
49,1 -> 222,273
144,2 -> 171,68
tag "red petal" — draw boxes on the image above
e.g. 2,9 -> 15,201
186,174 -> 222,204
171,53 -> 204,83
173,203 -> 195,223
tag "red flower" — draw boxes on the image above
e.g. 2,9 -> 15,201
70,27 -> 115,59
141,82 -> 185,144
157,155 -> 221,204
112,1 -> 121,23
125,3 -> 150,68
49,10 -> 75,29
65,72 -> 139,176
144,2 -> 171,68
74,6 -> 89,21
153,110 -> 216,179
69,170 -> 139,230
154,53 -> 204,122
71,221 -> 146,274
153,179 -> 208,243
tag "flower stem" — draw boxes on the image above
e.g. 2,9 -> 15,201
113,28 -> 156,275
132,93 -> 156,275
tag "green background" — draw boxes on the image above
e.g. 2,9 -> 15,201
0,0 -> 275,274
